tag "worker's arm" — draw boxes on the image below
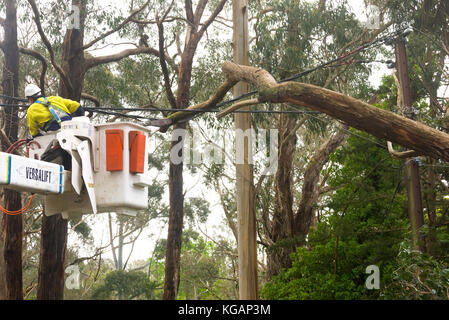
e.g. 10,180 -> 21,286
71,104 -> 85,117
27,106 -> 40,137
58,97 -> 82,115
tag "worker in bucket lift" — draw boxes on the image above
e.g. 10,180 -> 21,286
25,83 -> 85,170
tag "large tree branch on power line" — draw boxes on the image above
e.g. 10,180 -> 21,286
168,61 -> 449,162
26,0 -> 72,93
18,47 -> 47,93
82,0 -> 152,51
221,61 -> 449,162
84,46 -> 160,70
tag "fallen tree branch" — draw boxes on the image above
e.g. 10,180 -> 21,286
165,61 -> 449,162
387,141 -> 422,159
219,61 -> 449,162
216,98 -> 260,119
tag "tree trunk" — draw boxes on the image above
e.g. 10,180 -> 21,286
37,212 -> 68,299
37,0 -> 86,300
162,0 -> 227,299
0,0 -> 23,300
424,157 -> 438,255
267,115 -> 298,279
163,122 -> 186,300
0,212 -> 5,299
117,218 -> 124,271
294,128 -> 348,236
162,8 -> 197,301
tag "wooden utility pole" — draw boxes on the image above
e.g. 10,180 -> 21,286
395,35 -> 426,252
233,0 -> 258,299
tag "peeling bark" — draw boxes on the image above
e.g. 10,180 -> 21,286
267,115 -> 299,278
294,127 -> 349,237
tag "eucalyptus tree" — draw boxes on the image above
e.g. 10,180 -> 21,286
130,0 -> 228,300
0,0 -> 22,300
21,0 -> 168,299
244,0 -> 386,278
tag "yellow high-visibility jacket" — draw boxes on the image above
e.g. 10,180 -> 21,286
27,96 -> 81,137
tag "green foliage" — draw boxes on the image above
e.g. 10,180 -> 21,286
262,240 -> 366,300
91,270 -> 158,300
261,132 -> 409,300
381,241 -> 449,300
184,197 -> 211,225
178,230 -> 233,300
252,0 -> 375,97
69,219 -> 92,239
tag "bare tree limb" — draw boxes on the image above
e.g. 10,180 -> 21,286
26,0 -> 72,93
0,129 -> 13,147
387,141 -> 422,159
185,0 -> 195,25
19,47 -> 47,92
85,46 -> 160,70
194,0 -> 208,27
294,126 -> 349,236
197,0 -> 228,39
156,4 -> 177,109
81,92 -> 100,107
82,0 -> 152,51
216,98 -> 260,119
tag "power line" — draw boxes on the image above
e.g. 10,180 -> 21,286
0,26 -> 409,124
0,94 -> 28,102
0,103 -> 28,108
83,106 -> 321,115
0,101 -> 321,116
175,27 -> 408,122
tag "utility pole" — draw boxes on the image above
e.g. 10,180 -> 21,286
233,0 -> 258,299
395,34 -> 426,253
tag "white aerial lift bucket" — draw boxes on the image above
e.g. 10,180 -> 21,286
2,116 -> 152,220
